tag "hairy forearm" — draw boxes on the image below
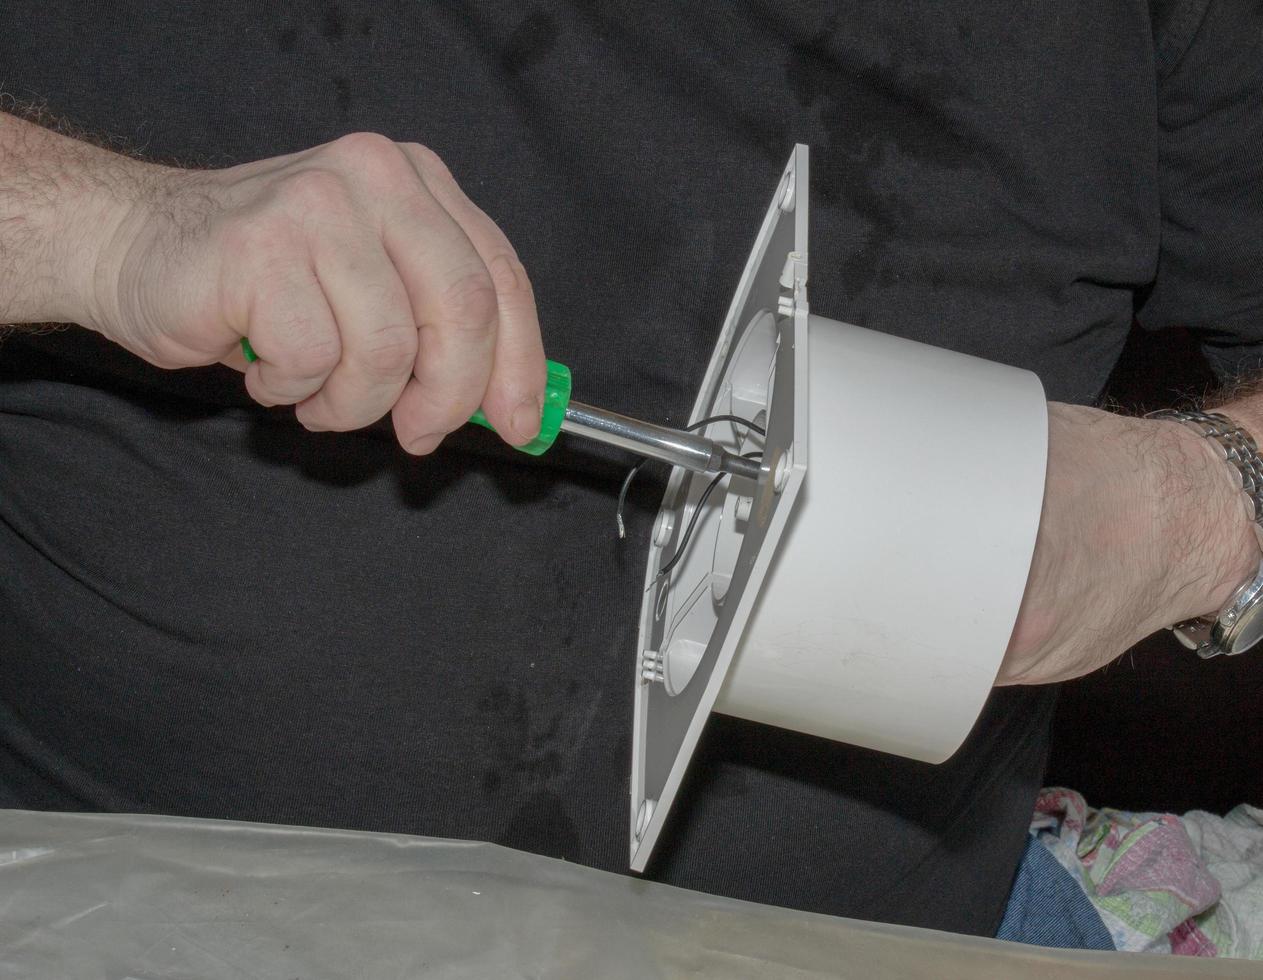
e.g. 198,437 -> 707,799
1000,396 -> 1260,684
0,109 -> 148,327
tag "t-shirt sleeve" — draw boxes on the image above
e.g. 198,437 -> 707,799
1136,0 -> 1263,381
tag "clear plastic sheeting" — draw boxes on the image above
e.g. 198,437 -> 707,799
0,810 -> 1250,979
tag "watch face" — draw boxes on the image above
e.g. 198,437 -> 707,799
1218,566 -> 1263,655
1225,607 -> 1263,654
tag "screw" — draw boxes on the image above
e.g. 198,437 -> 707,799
773,454 -> 791,492
652,510 -> 675,547
778,170 -> 796,212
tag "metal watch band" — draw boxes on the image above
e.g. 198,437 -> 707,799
1148,408 -> 1263,657
1147,409 -> 1263,532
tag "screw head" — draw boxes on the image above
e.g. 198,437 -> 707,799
773,454 -> 791,492
652,510 -> 675,547
778,170 -> 796,212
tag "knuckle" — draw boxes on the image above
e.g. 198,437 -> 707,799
330,131 -> 410,183
286,334 -> 342,379
407,381 -> 472,431
253,303 -> 341,374
405,142 -> 452,180
332,131 -> 398,160
437,270 -> 499,334
394,189 -> 446,229
354,323 -> 418,378
277,167 -> 349,211
486,251 -> 532,299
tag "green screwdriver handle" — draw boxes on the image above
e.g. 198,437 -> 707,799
469,359 -> 572,455
239,338 -> 572,456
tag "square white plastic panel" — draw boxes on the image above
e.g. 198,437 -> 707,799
630,146 -> 810,871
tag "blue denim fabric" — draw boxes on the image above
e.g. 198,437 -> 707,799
996,835 -> 1114,950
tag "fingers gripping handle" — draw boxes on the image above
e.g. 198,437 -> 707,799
241,338 -> 572,456
468,359 -> 572,456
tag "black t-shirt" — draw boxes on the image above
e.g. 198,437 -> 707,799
1,1 -> 1260,937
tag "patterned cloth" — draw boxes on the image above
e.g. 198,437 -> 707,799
1028,787 -> 1263,958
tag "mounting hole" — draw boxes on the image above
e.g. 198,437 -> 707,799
778,169 -> 796,212
635,798 -> 656,841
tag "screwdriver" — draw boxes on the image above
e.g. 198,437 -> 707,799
240,341 -> 761,481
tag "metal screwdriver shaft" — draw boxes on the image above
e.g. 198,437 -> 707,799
561,401 -> 762,480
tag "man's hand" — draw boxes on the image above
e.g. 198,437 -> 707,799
998,402 -> 1260,684
1,113 -> 546,454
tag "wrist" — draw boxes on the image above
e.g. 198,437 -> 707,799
1146,417 -> 1260,628
63,157 -> 164,334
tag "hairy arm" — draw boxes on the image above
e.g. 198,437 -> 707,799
0,108 -> 547,453
0,109 -> 142,327
999,396 -> 1261,684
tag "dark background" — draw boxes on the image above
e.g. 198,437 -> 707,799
1047,323 -> 1263,814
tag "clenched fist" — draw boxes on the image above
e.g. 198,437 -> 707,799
1,115 -> 546,454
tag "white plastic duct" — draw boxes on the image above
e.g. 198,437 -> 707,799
630,145 -> 1048,870
715,315 -> 1047,759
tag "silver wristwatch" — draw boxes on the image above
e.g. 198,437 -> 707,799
1149,408 -> 1263,658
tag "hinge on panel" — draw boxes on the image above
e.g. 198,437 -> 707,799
776,250 -> 808,317
640,648 -> 664,684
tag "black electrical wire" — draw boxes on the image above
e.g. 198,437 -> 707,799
655,471 -> 725,579
655,450 -> 763,580
614,414 -> 766,539
683,414 -> 766,438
